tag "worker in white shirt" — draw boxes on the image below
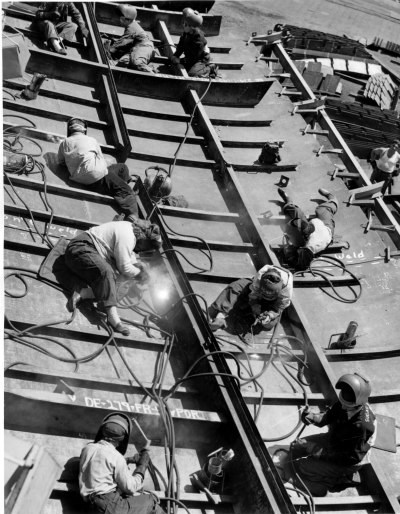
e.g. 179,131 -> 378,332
370,139 -> 400,195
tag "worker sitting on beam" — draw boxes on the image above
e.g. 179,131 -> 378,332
208,265 -> 293,335
33,2 -> 89,55
171,8 -> 218,78
287,373 -> 376,496
370,139 -> 400,195
64,218 -> 162,335
79,412 -> 166,513
58,118 -> 139,219
278,187 -> 339,270
103,4 -> 155,73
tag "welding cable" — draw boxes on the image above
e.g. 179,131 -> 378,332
296,255 -> 362,303
158,497 -> 190,514
284,484 -> 315,514
289,444 -> 316,514
3,89 -> 18,100
3,130 -> 44,157
3,114 -> 37,128
154,207 -> 213,273
168,76 -> 214,179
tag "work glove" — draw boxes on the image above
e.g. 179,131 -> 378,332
81,26 -> 89,38
133,448 -> 150,478
126,453 -> 141,465
259,313 -> 271,326
47,10 -> 61,23
135,261 -> 150,284
171,55 -> 180,65
301,408 -> 316,426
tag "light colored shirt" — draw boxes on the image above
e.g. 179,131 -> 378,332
58,133 -> 108,185
79,440 -> 143,499
87,221 -> 141,278
249,264 -> 293,319
306,218 -> 332,254
375,148 -> 400,174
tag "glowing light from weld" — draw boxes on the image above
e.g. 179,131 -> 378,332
156,287 -> 170,301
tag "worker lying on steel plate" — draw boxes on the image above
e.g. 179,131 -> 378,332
79,412 -> 166,514
58,118 -> 139,219
278,187 -> 339,270
370,138 -> 400,195
64,219 -> 161,336
103,4 -> 155,73
208,265 -> 293,334
289,373 -> 376,496
33,2 -> 89,55
170,8 -> 218,78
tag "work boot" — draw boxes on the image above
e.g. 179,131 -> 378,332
49,38 -> 67,55
318,188 -> 334,200
110,321 -> 130,336
277,187 -> 291,204
209,313 -> 227,332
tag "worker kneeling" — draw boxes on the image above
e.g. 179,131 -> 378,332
208,265 -> 293,335
290,373 -> 376,496
79,413 -> 165,513
65,218 -> 161,336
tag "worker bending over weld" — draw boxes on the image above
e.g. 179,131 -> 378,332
278,187 -> 339,270
79,412 -> 165,513
33,2 -> 89,55
370,139 -> 400,195
58,118 -> 139,218
65,219 -> 161,335
289,373 -> 376,496
208,265 -> 293,335
171,8 -> 218,78
104,5 -> 155,73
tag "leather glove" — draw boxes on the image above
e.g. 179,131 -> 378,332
135,261 -> 150,284
47,11 -> 61,23
301,408 -> 315,426
133,448 -> 150,478
126,453 -> 140,465
81,26 -> 89,38
259,314 -> 271,326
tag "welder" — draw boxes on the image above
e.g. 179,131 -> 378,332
64,218 -> 161,335
33,2 -> 89,55
370,139 -> 400,195
278,187 -> 339,270
171,8 -> 218,78
79,412 -> 165,513
58,118 -> 139,218
104,4 -> 155,73
289,373 -> 376,496
208,264 -> 293,335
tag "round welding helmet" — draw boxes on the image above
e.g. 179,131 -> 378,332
95,412 -> 132,455
67,117 -> 87,137
119,4 -> 137,20
336,373 -> 371,408
260,268 -> 283,300
182,7 -> 203,28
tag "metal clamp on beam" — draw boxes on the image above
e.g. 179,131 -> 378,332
301,123 -> 329,136
315,146 -> 343,156
364,210 -> 396,233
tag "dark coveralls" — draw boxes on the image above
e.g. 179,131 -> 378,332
34,2 -> 86,42
174,28 -> 212,77
292,402 -> 376,496
90,163 -> 139,218
90,489 -> 165,514
108,22 -> 154,72
209,279 -> 285,335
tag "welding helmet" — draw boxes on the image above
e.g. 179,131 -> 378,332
296,246 -> 314,270
119,4 -> 137,20
67,117 -> 87,137
126,216 -> 162,252
95,412 -> 132,455
182,7 -> 203,28
336,373 -> 371,408
260,268 -> 283,299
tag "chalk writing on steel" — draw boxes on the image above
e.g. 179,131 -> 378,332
84,397 -> 207,420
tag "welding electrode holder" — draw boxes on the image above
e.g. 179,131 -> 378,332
328,321 -> 358,349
